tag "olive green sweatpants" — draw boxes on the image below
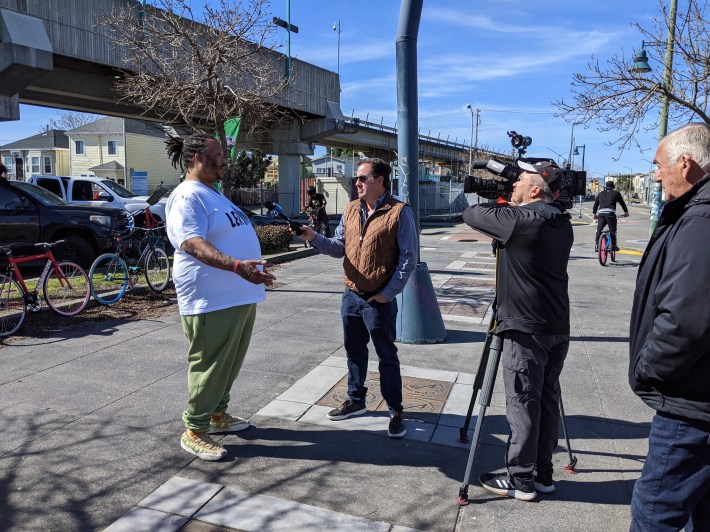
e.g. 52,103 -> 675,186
180,304 -> 256,432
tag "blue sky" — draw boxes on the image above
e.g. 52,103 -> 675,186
0,0 -> 667,177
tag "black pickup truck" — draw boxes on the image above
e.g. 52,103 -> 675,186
0,180 -> 130,267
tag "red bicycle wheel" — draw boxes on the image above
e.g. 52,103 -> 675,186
598,233 -> 608,266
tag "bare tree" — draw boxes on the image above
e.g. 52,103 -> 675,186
554,0 -> 710,157
103,0 -> 288,151
38,111 -> 103,133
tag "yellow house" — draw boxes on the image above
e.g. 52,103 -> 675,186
0,129 -> 69,180
67,117 -> 182,192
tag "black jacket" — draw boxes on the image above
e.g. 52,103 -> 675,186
463,201 -> 573,335
593,188 -> 628,215
629,176 -> 710,422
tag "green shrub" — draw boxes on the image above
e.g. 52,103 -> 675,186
255,225 -> 292,254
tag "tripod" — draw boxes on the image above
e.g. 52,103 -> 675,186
456,317 -> 578,506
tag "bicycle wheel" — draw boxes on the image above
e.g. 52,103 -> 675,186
598,233 -> 608,266
145,247 -> 170,292
44,261 -> 91,316
0,274 -> 26,338
89,253 -> 129,305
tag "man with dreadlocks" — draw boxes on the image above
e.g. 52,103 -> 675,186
165,133 -> 276,461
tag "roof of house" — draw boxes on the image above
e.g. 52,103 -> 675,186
0,129 -> 69,151
89,160 -> 125,171
68,116 -> 166,139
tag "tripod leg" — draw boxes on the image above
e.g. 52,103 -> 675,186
457,334 -> 503,506
558,394 -> 578,474
459,332 -> 492,443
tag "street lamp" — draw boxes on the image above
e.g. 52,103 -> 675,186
332,20 -> 341,79
273,1 -> 299,82
573,145 -> 586,171
546,148 -> 565,166
466,104 -> 474,174
630,0 -> 678,236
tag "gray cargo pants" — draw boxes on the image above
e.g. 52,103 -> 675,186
502,330 -> 569,489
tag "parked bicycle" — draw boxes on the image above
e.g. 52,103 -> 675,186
598,229 -> 617,266
88,226 -> 171,305
0,241 -> 91,338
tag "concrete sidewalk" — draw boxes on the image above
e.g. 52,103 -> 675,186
0,207 -> 650,531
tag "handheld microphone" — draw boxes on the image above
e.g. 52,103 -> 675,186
263,201 -> 303,235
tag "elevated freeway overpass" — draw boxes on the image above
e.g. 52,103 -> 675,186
0,0 -> 502,214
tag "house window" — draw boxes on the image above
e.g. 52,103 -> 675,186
43,156 -> 52,174
75,140 -> 84,155
31,157 -> 40,174
107,140 -> 118,156
3,156 -> 11,168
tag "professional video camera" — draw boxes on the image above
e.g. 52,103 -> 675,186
463,131 -> 586,210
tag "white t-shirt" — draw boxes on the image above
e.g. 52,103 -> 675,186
166,180 -> 265,315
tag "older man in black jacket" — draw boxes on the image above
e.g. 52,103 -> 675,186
629,123 -> 710,531
463,159 -> 573,502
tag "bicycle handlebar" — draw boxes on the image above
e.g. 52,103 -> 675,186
0,240 -> 64,257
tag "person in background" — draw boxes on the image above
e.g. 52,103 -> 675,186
304,185 -> 331,237
592,181 -> 629,252
165,133 -> 275,461
628,122 -> 710,531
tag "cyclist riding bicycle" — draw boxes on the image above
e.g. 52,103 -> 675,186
303,185 -> 331,237
592,181 -> 629,252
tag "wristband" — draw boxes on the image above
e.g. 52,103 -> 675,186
233,259 -> 240,273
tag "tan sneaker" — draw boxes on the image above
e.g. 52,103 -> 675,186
209,412 -> 250,433
180,430 -> 226,461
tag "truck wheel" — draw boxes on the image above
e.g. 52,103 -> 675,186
54,236 -> 95,268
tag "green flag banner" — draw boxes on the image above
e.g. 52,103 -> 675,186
223,117 -> 242,163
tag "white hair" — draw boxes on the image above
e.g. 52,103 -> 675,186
529,173 -> 556,202
664,123 -> 710,173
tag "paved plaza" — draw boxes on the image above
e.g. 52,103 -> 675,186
0,202 -> 654,531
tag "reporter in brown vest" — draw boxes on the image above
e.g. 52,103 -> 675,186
295,158 -> 418,438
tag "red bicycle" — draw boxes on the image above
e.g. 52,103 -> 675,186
0,241 -> 91,338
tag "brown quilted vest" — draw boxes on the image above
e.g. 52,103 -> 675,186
343,197 -> 405,294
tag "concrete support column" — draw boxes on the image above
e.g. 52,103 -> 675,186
0,94 -> 19,121
276,154 -> 302,217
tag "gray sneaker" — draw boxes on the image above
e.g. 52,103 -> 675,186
387,411 -> 407,438
327,399 -> 367,420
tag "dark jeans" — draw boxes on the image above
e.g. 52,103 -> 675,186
595,212 -> 618,247
341,288 -> 402,413
502,330 -> 569,489
630,412 -> 710,532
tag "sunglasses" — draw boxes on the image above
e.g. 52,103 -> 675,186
353,174 -> 378,183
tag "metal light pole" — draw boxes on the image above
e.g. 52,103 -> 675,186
272,1 -> 299,83
466,104 -> 474,174
332,20 -> 341,79
574,145 -> 585,171
547,148 -> 566,166
573,145 -> 586,218
631,0 -> 678,236
624,166 -> 634,200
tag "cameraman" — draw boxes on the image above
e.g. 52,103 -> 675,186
592,181 -> 629,252
463,159 -> 573,501
304,185 -> 331,237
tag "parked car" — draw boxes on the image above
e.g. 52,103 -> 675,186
27,175 -> 167,223
240,207 -> 288,228
0,180 -> 130,267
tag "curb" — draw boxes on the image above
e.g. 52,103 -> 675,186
264,246 -> 318,264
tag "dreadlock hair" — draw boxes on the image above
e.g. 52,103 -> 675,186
165,133 -> 214,172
